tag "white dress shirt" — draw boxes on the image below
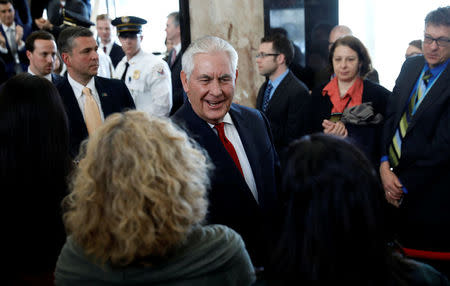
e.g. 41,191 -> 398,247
68,74 -> 105,121
113,49 -> 172,117
209,113 -> 258,203
0,23 -> 25,63
28,67 -> 52,81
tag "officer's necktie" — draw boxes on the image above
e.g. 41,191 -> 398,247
262,82 -> 273,112
83,87 -> 102,135
388,70 -> 432,168
121,62 -> 129,82
170,48 -> 177,66
214,122 -> 243,176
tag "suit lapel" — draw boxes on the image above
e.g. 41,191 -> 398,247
181,103 -> 254,200
59,78 -> 88,136
408,63 -> 450,132
392,59 -> 424,131
229,105 -> 262,200
265,72 -> 292,114
94,76 -> 114,117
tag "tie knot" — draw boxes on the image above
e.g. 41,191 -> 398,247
423,70 -> 432,86
214,122 -> 225,131
82,87 -> 92,97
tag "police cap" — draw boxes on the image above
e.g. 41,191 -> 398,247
62,9 -> 94,28
111,16 -> 147,37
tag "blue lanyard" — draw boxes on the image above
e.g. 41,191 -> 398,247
412,68 -> 443,115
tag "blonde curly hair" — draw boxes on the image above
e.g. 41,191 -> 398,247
63,111 -> 210,266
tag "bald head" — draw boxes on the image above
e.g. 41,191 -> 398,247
328,25 -> 352,50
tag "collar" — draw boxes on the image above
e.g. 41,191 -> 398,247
174,42 -> 181,55
2,22 -> 15,32
207,112 -> 233,128
68,74 -> 96,100
128,48 -> 144,64
426,58 -> 450,77
269,68 -> 289,91
28,67 -> 52,82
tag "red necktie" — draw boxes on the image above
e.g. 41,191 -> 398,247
103,46 -> 107,54
170,48 -> 176,66
214,122 -> 243,176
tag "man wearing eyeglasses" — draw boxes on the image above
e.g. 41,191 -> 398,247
380,6 -> 450,277
255,33 -> 309,157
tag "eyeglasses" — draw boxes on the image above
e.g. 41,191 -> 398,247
255,52 -> 280,59
423,35 -> 450,47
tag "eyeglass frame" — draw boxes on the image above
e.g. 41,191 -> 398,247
423,35 -> 450,47
255,52 -> 280,59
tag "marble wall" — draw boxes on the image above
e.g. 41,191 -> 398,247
188,0 -> 265,108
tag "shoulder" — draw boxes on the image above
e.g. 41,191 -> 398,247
363,79 -> 391,96
187,224 -> 246,250
395,256 -> 450,285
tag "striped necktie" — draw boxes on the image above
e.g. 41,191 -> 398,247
388,70 -> 432,168
262,82 -> 273,112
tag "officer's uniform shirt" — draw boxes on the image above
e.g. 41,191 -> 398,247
114,49 -> 172,117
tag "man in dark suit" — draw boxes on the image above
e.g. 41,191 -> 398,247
25,30 -> 62,84
96,14 -> 124,68
165,12 -> 184,115
380,6 -> 450,276
0,0 -> 30,78
56,26 -> 135,157
172,36 -> 279,268
256,33 -> 309,156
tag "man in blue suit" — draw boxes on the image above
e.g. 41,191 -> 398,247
172,36 -> 279,268
0,0 -> 31,78
56,26 -> 135,157
381,6 -> 450,277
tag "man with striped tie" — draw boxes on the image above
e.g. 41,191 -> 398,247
380,6 -> 450,277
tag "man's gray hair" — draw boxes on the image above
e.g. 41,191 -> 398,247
182,35 -> 238,80
167,11 -> 179,27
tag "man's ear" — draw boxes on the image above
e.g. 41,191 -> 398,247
61,52 -> 70,67
235,69 -> 239,83
277,53 -> 286,65
26,50 -> 32,61
180,70 -> 189,93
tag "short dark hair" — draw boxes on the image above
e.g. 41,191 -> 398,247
329,35 -> 372,78
0,0 -> 13,5
57,26 -> 93,54
408,39 -> 422,50
25,30 -> 55,52
425,6 -> 450,27
261,33 -> 294,66
168,11 -> 179,27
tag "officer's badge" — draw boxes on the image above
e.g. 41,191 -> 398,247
157,68 -> 165,75
121,16 -> 130,23
133,70 -> 140,80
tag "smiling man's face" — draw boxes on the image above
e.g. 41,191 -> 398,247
181,51 -> 237,124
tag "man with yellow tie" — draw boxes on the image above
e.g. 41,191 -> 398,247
56,26 -> 135,157
380,6 -> 450,277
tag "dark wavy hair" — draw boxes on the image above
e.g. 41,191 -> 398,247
265,134 -> 417,285
0,74 -> 71,277
329,35 -> 372,78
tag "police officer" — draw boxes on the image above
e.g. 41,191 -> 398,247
112,16 -> 172,117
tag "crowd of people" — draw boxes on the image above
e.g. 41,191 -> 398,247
1,1 -> 449,285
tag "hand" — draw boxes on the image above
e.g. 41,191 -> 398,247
322,119 -> 348,137
0,32 -> 5,48
15,25 -> 23,44
35,18 -> 46,30
380,161 -> 403,207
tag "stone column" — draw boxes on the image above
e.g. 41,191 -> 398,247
188,0 -> 264,108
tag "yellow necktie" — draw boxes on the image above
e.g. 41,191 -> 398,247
82,87 -> 102,135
